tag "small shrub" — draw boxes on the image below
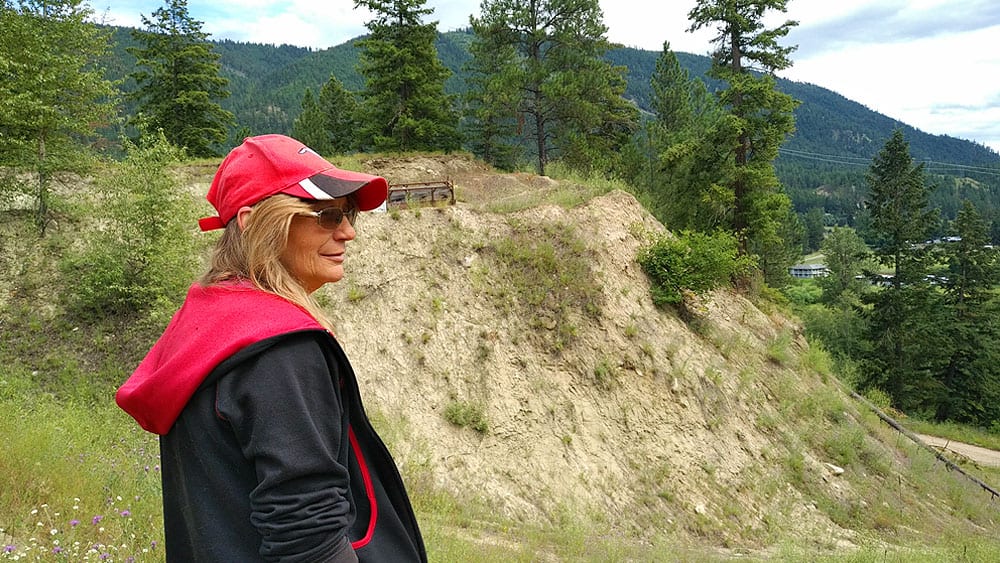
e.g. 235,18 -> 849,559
624,323 -> 638,338
864,388 -> 893,411
347,284 -> 366,302
637,230 -> 755,313
61,132 -> 199,320
593,357 -> 617,390
443,401 -> 489,433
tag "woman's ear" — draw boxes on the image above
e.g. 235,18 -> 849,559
236,206 -> 254,231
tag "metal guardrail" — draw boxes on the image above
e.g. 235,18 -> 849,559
850,390 -> 1000,501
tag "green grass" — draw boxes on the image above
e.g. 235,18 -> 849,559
479,160 -> 626,214
0,371 -> 163,560
477,219 -> 602,353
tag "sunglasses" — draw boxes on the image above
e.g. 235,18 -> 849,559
300,205 -> 359,229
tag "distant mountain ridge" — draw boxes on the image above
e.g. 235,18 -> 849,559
103,26 -> 1000,227
105,27 -> 998,167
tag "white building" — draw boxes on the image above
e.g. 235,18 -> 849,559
789,263 -> 829,279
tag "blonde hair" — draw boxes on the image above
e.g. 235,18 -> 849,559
200,194 -> 334,331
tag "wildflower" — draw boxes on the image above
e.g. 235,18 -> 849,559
3,545 -> 15,553
70,519 -> 80,527
100,553 -> 110,560
119,510 -> 131,517
126,557 -> 136,563
91,515 -> 103,525
50,528 -> 58,535
52,546 -> 63,554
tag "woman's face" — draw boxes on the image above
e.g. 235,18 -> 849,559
281,198 -> 357,293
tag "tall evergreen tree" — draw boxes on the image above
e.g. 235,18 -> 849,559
462,29 -> 521,170
0,0 -> 118,233
129,0 -> 234,157
861,130 -> 945,411
293,76 -> 360,155
936,201 -> 1000,424
688,0 -> 800,284
354,0 -> 460,152
292,89 -> 331,155
318,76 -> 360,154
645,41 -> 732,231
468,0 -> 638,176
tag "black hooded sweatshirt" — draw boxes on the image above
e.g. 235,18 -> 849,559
117,283 -> 426,562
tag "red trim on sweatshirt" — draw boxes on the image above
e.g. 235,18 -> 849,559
348,426 -> 378,549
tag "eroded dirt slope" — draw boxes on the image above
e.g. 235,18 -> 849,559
316,155 -> 878,548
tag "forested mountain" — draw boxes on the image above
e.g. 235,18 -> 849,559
101,27 -> 1000,229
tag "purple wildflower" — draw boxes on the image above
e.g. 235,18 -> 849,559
52,546 -> 64,554
120,509 -> 131,517
126,557 -> 136,563
3,545 -> 15,553
100,553 -> 110,560
92,515 -> 103,525
70,519 -> 80,527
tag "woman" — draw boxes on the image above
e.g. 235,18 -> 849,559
116,134 -> 426,562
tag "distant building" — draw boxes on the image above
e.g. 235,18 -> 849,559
790,263 -> 829,279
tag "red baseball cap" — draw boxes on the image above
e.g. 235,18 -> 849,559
198,134 -> 389,231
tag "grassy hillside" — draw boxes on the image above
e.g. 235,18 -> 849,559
2,153 -> 998,560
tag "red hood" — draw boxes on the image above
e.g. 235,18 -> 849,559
116,282 -> 324,435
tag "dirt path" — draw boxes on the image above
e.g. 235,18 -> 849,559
917,434 -> 1000,468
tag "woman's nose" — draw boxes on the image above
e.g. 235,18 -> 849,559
335,218 -> 356,241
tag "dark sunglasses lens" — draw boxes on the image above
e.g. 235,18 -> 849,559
317,207 -> 357,229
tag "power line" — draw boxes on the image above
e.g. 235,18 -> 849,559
778,147 -> 1000,177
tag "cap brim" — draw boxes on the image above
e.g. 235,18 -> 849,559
282,167 -> 388,211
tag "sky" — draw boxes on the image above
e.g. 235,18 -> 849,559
92,0 -> 1000,155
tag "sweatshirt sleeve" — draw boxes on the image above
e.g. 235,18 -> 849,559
214,332 -> 359,563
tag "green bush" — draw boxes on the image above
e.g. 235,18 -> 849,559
61,133 -> 200,321
443,401 -> 489,433
637,230 -> 754,309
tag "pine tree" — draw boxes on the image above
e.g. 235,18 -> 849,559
688,0 -> 800,284
354,0 -> 460,152
468,0 -> 638,176
293,76 -> 360,155
861,130 -> 945,411
647,41 -> 731,231
129,0 -> 234,157
936,201 -> 1000,424
0,0 -> 118,233
462,23 -> 522,171
318,76 -> 359,154
292,89 -> 331,155
865,130 -> 939,288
